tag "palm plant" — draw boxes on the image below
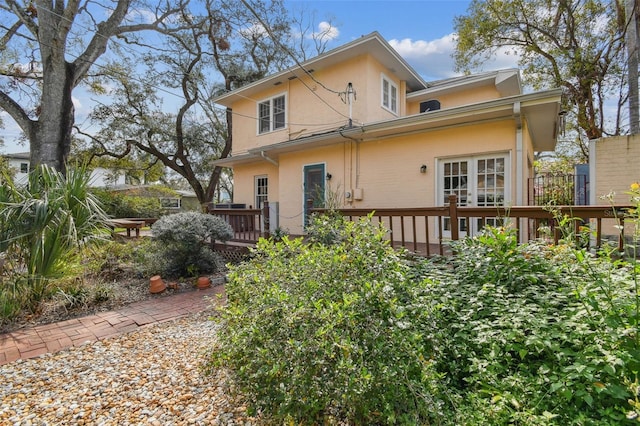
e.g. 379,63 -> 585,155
0,164 -> 109,313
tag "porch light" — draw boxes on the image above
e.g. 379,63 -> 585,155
420,165 -> 427,173
326,173 -> 332,180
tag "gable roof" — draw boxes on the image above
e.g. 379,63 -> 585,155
212,31 -> 428,107
2,152 -> 30,160
409,69 -> 523,102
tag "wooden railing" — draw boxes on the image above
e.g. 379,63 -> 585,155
207,202 -> 271,243
209,196 -> 633,256
312,195 -> 633,256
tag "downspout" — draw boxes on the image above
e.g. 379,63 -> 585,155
513,102 -> 523,205
260,151 -> 279,166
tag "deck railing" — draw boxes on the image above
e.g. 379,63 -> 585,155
312,195 -> 633,256
207,202 -> 271,243
209,196 -> 633,256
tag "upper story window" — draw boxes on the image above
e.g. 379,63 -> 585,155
381,74 -> 398,114
258,94 -> 286,134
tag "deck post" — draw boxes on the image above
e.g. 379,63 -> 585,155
263,201 -> 270,239
448,194 -> 459,241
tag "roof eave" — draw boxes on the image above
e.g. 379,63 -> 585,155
212,32 -> 427,107
217,88 -> 562,166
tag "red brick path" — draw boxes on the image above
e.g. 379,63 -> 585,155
0,286 -> 224,365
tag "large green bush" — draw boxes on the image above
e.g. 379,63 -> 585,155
92,188 -> 164,218
149,212 -> 233,276
423,227 -> 640,425
208,216 -> 444,425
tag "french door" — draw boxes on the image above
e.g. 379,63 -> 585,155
440,155 -> 509,238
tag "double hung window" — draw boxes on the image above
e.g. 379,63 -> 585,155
381,74 -> 398,114
258,94 -> 286,134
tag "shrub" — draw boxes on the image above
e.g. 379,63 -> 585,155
424,227 -> 639,425
92,188 -> 164,218
150,212 -> 233,276
208,216 -> 444,425
0,164 -> 109,319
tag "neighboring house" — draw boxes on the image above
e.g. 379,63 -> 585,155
589,134 -> 640,240
3,152 -> 30,183
108,185 -> 199,213
212,32 -> 563,237
1,152 -> 126,187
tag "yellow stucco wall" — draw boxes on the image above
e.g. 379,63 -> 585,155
234,119 -> 520,235
224,49 -> 544,239
407,85 -> 502,115
230,53 -> 410,155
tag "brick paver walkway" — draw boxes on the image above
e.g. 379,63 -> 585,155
0,286 -> 223,366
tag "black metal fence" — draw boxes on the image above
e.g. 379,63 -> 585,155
528,173 -> 589,206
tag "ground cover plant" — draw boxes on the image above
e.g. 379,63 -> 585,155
210,203 -> 640,424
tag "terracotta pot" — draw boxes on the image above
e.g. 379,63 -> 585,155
167,281 -> 179,290
196,276 -> 211,289
149,275 -> 166,294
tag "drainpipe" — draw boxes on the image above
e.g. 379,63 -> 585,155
513,102 -> 523,205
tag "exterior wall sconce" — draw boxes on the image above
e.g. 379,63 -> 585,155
326,173 -> 332,180
420,165 -> 427,173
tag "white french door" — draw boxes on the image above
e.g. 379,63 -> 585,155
439,154 -> 509,238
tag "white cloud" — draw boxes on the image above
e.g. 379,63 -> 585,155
311,21 -> 339,42
389,34 -> 521,81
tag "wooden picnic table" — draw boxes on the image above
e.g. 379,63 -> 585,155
108,219 -> 145,238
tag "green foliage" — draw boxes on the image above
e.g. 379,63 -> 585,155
210,211 -> 640,424
424,227 -> 640,424
0,164 -> 109,319
304,212 -> 349,245
208,217 -> 444,425
149,212 -> 233,276
454,0 -> 627,156
92,188 -> 164,218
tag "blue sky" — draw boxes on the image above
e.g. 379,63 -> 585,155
2,0 -> 519,154
285,0 -> 517,80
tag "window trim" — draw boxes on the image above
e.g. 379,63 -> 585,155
255,175 -> 268,209
381,73 -> 398,114
257,93 -> 287,134
159,197 -> 181,209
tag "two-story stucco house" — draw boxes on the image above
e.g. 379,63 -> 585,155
212,32 -> 562,237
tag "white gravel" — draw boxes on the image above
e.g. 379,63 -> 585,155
0,312 -> 256,425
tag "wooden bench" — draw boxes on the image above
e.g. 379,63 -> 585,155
108,219 -> 145,238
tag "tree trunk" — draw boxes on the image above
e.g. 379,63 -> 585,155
31,62 -> 75,174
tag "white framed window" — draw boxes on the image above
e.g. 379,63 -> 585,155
160,197 -> 181,209
20,163 -> 29,173
258,94 -> 286,134
255,175 -> 268,208
381,73 -> 398,114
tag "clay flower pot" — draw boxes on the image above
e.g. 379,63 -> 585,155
196,276 -> 211,289
149,275 -> 167,294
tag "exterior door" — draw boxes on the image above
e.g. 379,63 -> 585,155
440,155 -> 508,238
303,163 -> 325,226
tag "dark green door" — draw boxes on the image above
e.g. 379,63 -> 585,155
304,163 -> 325,226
